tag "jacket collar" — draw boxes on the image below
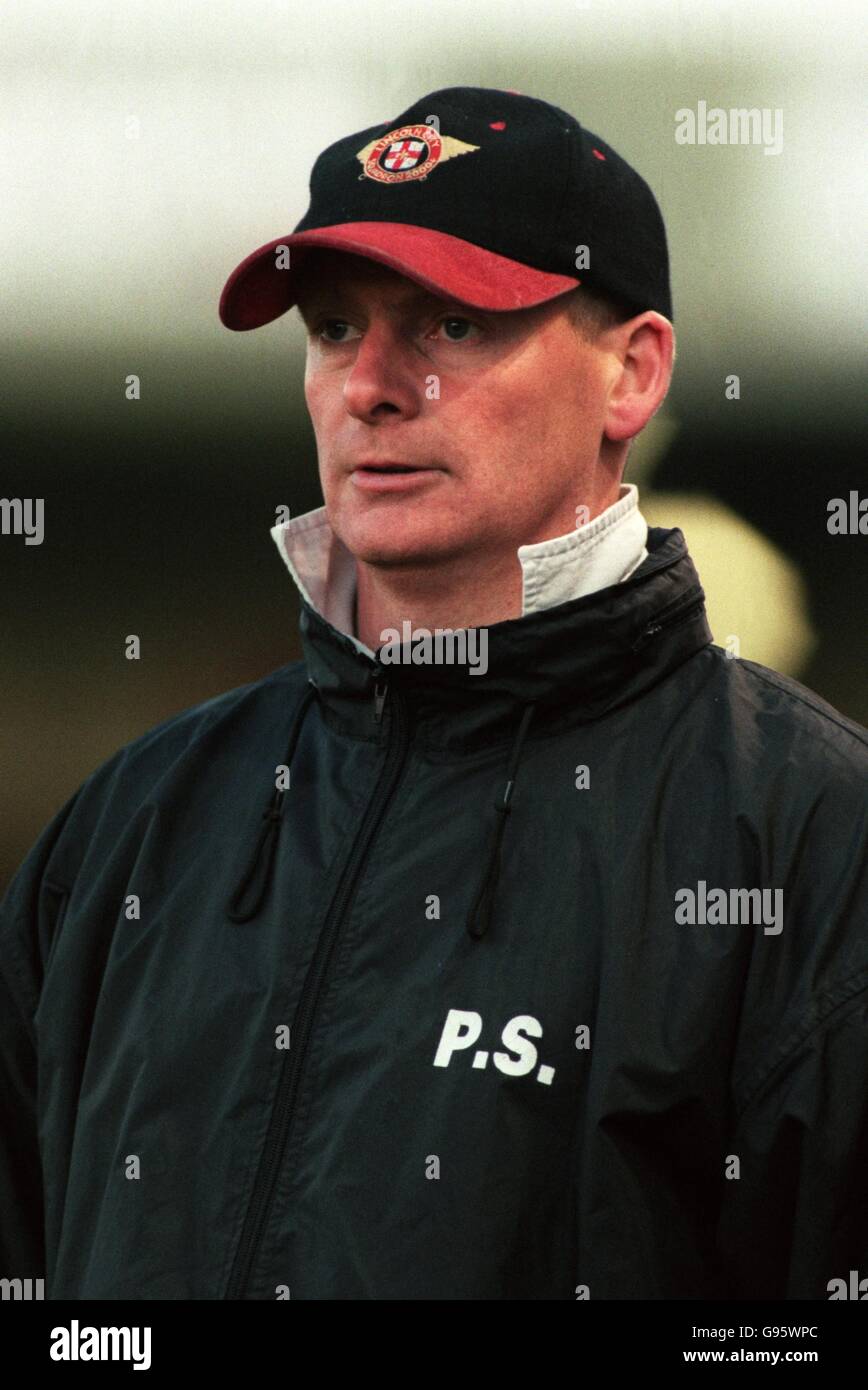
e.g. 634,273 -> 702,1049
228,523 -> 711,929
273,518 -> 713,753
271,484 -> 649,660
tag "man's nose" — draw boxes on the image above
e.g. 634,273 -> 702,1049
342,320 -> 423,422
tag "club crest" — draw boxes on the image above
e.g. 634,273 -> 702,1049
356,124 -> 479,184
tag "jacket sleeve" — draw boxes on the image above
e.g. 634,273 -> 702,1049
0,789 -> 83,1281
716,976 -> 868,1299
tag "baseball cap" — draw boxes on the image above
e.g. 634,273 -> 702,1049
218,85 -> 672,331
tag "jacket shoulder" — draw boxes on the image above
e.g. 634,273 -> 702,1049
0,660 -> 310,947
703,644 -> 868,772
737,655 -> 867,746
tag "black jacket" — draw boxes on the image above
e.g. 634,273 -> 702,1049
2,525 -> 867,1300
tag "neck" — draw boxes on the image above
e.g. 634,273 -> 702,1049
354,482 -> 622,650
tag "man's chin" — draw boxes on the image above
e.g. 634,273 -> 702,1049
333,510 -> 465,569
344,536 -> 455,568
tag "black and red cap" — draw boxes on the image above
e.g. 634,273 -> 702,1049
218,85 -> 672,330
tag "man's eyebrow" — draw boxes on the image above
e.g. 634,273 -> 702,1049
295,284 -> 483,319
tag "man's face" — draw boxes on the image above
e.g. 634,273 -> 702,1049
294,249 -> 615,571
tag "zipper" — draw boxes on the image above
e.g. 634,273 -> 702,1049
224,670 -> 409,1299
373,679 -> 389,723
630,587 -> 705,653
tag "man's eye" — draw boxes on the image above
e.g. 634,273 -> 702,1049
434,317 -> 479,342
317,319 -> 359,343
312,316 -> 480,344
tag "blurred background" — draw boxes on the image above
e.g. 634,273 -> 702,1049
2,0 -> 866,892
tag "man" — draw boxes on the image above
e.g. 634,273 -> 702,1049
1,86 -> 866,1301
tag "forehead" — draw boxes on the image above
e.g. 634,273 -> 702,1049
291,248 -> 577,341
293,249 -> 469,311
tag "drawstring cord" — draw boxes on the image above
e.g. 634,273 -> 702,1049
226,681 -> 319,923
226,680 -> 535,938
466,702 -> 537,941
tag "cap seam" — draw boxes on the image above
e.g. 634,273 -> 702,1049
547,114 -> 576,276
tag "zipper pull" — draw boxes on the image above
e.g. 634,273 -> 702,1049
373,679 -> 389,724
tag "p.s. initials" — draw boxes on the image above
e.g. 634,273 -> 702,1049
432,1008 -> 556,1084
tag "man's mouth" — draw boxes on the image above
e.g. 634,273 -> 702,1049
349,461 -> 444,492
353,462 -> 431,474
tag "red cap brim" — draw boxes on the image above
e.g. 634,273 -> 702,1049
218,222 -> 581,330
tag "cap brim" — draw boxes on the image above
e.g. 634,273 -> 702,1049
218,222 -> 581,330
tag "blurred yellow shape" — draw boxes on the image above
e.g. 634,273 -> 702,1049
641,492 -> 817,676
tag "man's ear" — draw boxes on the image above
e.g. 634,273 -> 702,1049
603,312 -> 674,443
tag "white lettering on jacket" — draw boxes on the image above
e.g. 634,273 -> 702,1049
432,1008 -> 556,1084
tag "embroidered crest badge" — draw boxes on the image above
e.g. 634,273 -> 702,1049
356,124 -> 479,184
